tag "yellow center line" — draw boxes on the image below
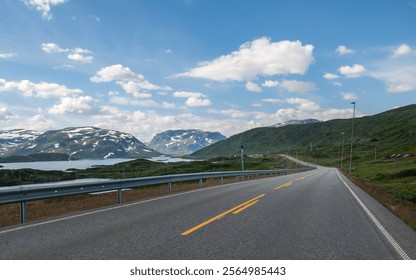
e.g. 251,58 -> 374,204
232,200 -> 259,214
295,176 -> 305,181
274,181 -> 293,190
181,194 -> 266,236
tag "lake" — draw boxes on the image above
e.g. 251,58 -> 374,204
0,156 -> 193,171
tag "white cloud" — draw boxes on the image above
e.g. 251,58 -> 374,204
0,77 -> 82,98
208,109 -> 247,119
262,98 -> 281,104
23,0 -> 66,20
245,82 -> 262,92
48,96 -> 95,114
0,107 -> 13,120
91,64 -> 143,82
323,73 -> 339,80
173,91 -> 212,107
262,79 -> 317,92
391,43 -> 413,58
336,45 -> 354,55
286,97 -> 320,111
338,64 -> 366,78
185,96 -> 212,107
340,92 -> 358,101
176,37 -> 314,81
172,91 -> 203,98
262,80 -> 280,87
26,114 -> 57,130
41,43 -> 93,63
41,42 -> 67,53
0,53 -> 16,59
370,65 -> 416,93
67,53 -> 93,63
279,80 -> 318,92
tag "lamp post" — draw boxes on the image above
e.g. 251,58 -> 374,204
240,145 -> 244,171
341,132 -> 345,170
349,102 -> 356,174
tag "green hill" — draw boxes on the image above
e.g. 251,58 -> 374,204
191,104 -> 416,159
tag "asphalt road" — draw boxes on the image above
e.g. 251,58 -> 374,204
1,167 -> 415,260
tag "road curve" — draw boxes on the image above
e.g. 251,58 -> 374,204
1,167 -> 415,260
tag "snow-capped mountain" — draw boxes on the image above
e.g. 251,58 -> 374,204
272,119 -> 321,127
0,129 -> 43,155
148,129 -> 227,156
1,127 -> 160,159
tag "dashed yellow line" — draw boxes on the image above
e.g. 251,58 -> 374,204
232,200 -> 259,214
181,194 -> 266,236
274,181 -> 293,190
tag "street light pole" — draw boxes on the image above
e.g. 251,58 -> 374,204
240,145 -> 244,171
341,132 -> 345,170
349,102 -> 356,174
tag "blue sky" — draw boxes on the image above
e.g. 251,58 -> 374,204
0,0 -> 415,141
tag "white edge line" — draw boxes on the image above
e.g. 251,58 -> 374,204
336,169 -> 411,260
0,174 -> 284,235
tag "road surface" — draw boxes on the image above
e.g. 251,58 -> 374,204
1,167 -> 415,259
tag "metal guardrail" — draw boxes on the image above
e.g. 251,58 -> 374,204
0,167 -> 315,224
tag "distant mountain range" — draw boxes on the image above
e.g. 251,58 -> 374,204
148,129 -> 227,156
0,127 -> 161,160
190,105 -> 416,158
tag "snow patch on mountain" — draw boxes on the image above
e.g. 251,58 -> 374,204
1,127 -> 161,159
148,129 -> 226,156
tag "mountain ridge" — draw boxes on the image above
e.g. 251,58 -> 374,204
148,129 -> 226,156
0,126 -> 161,160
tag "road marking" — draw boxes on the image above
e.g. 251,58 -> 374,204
181,194 -> 266,236
274,181 -> 293,190
232,200 -> 259,214
336,170 -> 411,260
295,177 -> 305,181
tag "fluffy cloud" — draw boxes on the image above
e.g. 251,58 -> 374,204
0,53 -> 16,59
245,82 -> 262,92
338,64 -> 366,78
67,53 -> 93,63
176,37 -> 314,81
41,42 -> 67,53
41,42 -> 93,63
391,43 -> 413,58
185,96 -> 213,107
340,92 -> 358,101
261,80 -> 317,92
23,0 -> 66,20
0,107 -> 13,120
0,77 -> 82,98
286,98 -> 320,111
91,64 -> 143,82
336,45 -> 354,55
48,96 -> 95,114
262,80 -> 280,87
370,65 -> 416,92
323,73 -> 339,80
173,91 -> 212,107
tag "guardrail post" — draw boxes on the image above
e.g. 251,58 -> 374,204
20,201 -> 26,224
117,189 -> 122,205
199,179 -> 203,189
168,182 -> 172,194
221,177 -> 224,185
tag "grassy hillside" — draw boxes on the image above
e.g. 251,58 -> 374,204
191,104 -> 416,158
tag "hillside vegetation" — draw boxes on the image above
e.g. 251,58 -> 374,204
191,104 -> 415,158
